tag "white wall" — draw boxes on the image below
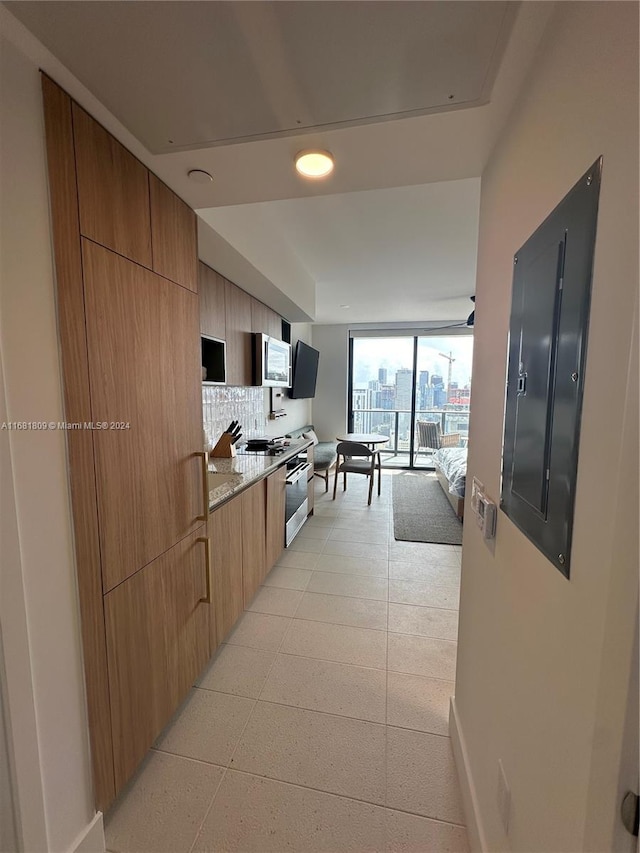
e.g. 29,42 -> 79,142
311,325 -> 350,441
0,25 -> 101,853
455,3 -> 639,852
265,323 -> 314,437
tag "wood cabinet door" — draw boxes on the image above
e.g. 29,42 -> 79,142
268,310 -> 283,340
83,240 -> 204,591
225,280 -> 253,386
149,174 -> 197,292
241,481 -> 266,607
210,497 -> 244,646
199,262 -> 226,340
266,466 -> 286,570
72,103 -> 151,267
104,528 -> 210,792
251,297 -> 281,340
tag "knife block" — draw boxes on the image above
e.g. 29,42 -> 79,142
210,433 -> 236,458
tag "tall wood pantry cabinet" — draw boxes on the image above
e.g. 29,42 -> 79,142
42,75 -> 210,809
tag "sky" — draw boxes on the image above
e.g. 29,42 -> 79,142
352,335 -> 474,387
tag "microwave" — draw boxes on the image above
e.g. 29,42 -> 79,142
254,333 -> 291,387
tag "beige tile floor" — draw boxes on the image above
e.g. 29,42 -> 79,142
105,472 -> 468,853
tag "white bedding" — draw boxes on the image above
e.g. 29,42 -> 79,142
433,447 -> 467,499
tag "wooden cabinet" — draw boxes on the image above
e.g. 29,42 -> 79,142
199,262 -> 226,340
45,76 -> 214,811
83,240 -> 204,591
104,528 -> 210,791
241,481 -> 267,607
72,103 -> 152,267
225,280 -> 253,386
210,496 -> 244,646
150,174 -> 197,292
269,311 -> 283,340
251,297 -> 282,340
266,466 -> 286,570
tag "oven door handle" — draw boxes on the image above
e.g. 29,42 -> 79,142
285,462 -> 312,485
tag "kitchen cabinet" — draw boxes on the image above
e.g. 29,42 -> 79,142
43,76 -> 116,807
210,496 -> 244,646
265,466 -> 286,569
241,480 -> 267,607
104,528 -> 210,791
251,296 -> 282,340
72,103 -> 152,267
150,174 -> 197,292
225,280 -> 253,386
82,239 -> 204,592
199,262 -> 226,341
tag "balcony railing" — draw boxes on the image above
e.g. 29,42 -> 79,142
350,408 -> 470,467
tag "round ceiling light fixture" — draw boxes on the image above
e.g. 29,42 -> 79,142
294,149 -> 334,179
188,169 -> 213,184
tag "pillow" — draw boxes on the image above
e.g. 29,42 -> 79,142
302,429 -> 319,446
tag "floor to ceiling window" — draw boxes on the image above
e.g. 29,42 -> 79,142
348,331 -> 473,469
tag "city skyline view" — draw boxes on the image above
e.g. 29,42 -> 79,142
352,335 -> 474,388
350,334 -> 474,467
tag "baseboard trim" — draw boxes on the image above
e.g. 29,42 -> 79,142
449,697 -> 487,853
66,811 -> 105,853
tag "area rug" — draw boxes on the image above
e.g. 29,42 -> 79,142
392,472 -> 463,544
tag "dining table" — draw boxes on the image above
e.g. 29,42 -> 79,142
335,432 -> 389,448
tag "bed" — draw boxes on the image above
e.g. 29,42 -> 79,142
433,447 -> 467,521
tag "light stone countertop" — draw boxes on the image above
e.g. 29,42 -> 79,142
207,438 -> 312,512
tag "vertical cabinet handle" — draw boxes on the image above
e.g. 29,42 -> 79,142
197,536 -> 212,604
196,450 -> 209,522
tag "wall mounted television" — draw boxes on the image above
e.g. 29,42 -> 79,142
289,340 -> 320,399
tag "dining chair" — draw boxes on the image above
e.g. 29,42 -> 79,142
332,441 -> 382,505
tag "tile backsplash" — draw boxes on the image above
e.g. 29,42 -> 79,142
202,386 -> 267,449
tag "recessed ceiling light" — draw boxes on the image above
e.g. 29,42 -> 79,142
340,304 -> 350,309
294,150 -> 334,179
188,169 -> 213,184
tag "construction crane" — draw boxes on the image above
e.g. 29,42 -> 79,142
438,351 -> 456,403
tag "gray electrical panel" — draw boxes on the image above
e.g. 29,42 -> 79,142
501,158 -> 602,578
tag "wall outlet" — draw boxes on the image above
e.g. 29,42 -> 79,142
497,759 -> 511,836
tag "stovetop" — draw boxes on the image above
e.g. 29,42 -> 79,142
237,445 -> 287,457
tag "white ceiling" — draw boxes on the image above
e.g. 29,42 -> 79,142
200,179 -> 481,324
3,1 -> 554,324
7,1 -> 514,153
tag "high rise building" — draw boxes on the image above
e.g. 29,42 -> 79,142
395,368 -> 413,410
378,368 -> 387,384
379,386 -> 395,410
429,374 -> 446,408
418,370 -> 430,409
433,385 -> 447,408
352,388 -> 369,432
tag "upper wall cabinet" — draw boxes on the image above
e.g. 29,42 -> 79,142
199,262 -> 226,341
150,175 -> 197,292
225,280 -> 253,386
251,297 -> 282,340
72,104 -> 152,267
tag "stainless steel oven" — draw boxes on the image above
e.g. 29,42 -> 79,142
285,457 -> 312,546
